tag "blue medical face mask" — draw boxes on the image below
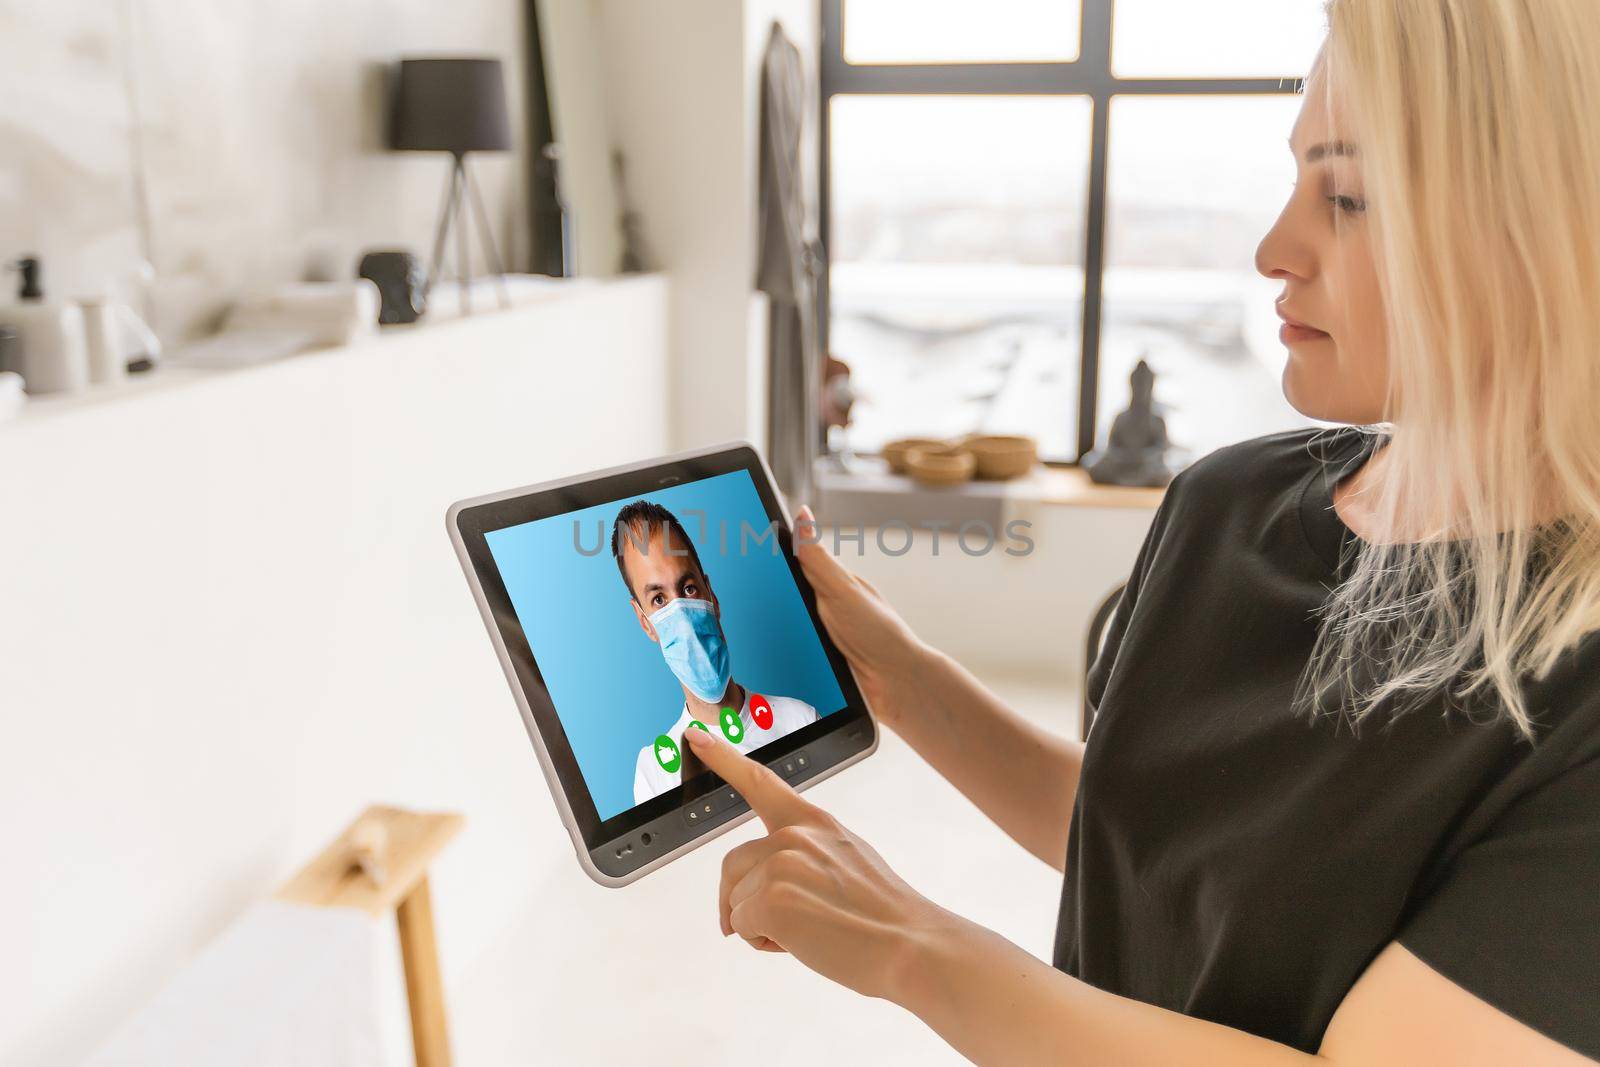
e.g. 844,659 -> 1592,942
647,597 -> 731,704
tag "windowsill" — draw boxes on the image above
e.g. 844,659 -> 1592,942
814,457 -> 1164,527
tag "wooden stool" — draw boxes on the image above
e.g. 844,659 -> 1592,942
277,805 -> 464,1067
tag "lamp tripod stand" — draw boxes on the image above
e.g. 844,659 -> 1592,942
426,152 -> 510,314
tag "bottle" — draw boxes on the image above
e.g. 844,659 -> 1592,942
0,257 -> 89,394
79,298 -> 128,385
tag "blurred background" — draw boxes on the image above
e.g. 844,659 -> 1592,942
1,1 -> 1329,1064
826,0 -> 1325,462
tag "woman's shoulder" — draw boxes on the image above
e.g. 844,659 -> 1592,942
1112,426 -> 1373,591
1167,425 -> 1368,506
1528,625 -> 1600,740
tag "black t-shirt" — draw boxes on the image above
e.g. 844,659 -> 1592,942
1053,426 -> 1600,1057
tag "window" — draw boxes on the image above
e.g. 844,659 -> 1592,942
1111,0 -> 1327,78
829,94 -> 1092,458
844,0 -> 1082,65
822,0 -> 1328,464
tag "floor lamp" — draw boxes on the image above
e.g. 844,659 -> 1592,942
393,57 -> 512,313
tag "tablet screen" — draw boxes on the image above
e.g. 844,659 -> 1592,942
483,469 -> 848,822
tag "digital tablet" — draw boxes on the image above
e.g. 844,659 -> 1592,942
447,443 -> 878,886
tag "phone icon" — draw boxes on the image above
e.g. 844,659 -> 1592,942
751,693 -> 774,731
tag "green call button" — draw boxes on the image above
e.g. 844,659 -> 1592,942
720,707 -> 745,743
653,734 -> 681,773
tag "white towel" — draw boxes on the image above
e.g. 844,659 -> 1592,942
86,901 -> 402,1067
0,371 -> 23,421
222,281 -> 380,348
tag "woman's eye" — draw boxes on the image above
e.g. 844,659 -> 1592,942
1326,193 -> 1367,214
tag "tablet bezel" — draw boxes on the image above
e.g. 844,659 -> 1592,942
447,442 -> 877,886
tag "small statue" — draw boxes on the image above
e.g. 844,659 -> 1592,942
1084,358 -> 1178,487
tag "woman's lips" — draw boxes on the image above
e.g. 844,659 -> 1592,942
1276,306 -> 1329,345
1279,322 -> 1330,344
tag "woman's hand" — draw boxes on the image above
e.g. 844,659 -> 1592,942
683,726 -> 954,1000
792,507 -> 1083,869
684,734 -> 1578,1067
792,505 -> 928,728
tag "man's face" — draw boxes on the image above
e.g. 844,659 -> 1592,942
621,525 -> 718,644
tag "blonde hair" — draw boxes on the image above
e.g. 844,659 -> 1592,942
1299,0 -> 1600,739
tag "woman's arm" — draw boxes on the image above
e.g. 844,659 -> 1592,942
684,727 -> 1593,1067
888,644 -> 1083,870
897,911 -> 1591,1066
794,508 -> 1082,869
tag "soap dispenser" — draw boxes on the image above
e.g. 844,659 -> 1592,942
0,257 -> 89,394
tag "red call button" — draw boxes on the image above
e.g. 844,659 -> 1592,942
751,693 -> 774,731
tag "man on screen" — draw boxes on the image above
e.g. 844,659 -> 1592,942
612,500 -> 818,805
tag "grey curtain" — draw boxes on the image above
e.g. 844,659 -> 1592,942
755,22 -> 821,506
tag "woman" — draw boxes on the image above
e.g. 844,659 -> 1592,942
681,1 -> 1600,1062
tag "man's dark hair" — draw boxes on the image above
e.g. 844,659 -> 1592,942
611,500 -> 707,602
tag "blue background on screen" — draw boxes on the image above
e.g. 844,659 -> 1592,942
485,470 -> 847,821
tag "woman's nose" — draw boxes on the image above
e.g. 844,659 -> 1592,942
1255,200 -> 1314,282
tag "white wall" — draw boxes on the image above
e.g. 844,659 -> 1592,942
537,0 -> 625,277
0,0 -> 529,344
838,502 -> 1157,685
593,0 -> 749,449
594,0 -> 818,451
0,278 -> 670,1065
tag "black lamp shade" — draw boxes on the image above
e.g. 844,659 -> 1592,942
392,57 -> 511,155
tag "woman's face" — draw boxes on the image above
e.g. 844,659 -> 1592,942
1255,65 -> 1390,424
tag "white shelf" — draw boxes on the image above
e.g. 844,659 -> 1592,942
3,275 -> 629,433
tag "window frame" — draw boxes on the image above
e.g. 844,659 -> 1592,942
818,0 -> 1307,463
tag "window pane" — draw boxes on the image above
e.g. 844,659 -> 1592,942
844,0 -> 1082,65
1112,0 -> 1327,78
1100,95 -> 1322,462
829,95 -> 1091,459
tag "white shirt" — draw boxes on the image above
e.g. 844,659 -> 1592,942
632,690 -> 818,805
